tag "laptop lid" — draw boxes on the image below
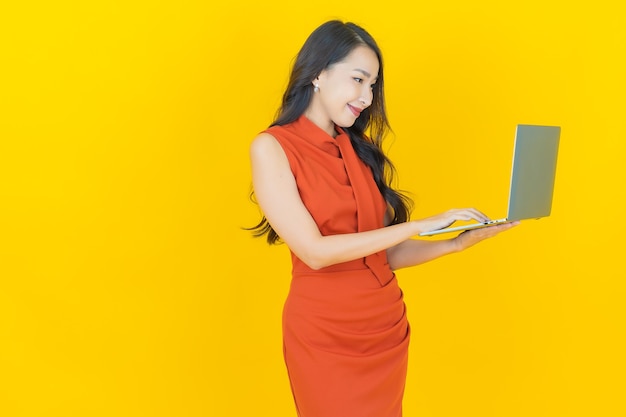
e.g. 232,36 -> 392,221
506,124 -> 560,221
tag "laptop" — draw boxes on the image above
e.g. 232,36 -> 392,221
419,124 -> 561,236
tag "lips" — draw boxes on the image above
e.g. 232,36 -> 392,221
347,104 -> 362,117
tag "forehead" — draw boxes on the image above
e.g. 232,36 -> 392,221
335,46 -> 379,77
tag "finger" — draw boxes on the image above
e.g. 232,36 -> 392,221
454,208 -> 490,223
492,221 -> 520,231
468,221 -> 519,237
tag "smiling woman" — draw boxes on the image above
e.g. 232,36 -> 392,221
305,46 -> 378,131
246,20 -> 517,416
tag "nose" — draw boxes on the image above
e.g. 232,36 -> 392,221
359,85 -> 373,107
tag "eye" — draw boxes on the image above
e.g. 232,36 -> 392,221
353,78 -> 363,83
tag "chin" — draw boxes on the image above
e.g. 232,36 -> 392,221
334,116 -> 358,129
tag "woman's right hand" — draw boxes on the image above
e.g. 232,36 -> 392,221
412,208 -> 491,235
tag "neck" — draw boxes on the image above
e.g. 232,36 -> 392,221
304,105 -> 337,138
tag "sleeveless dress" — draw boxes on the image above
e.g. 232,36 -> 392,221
264,115 -> 410,417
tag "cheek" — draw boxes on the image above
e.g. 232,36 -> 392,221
327,79 -> 357,99
323,89 -> 348,109
332,88 -> 358,109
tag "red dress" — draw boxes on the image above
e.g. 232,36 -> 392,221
264,115 -> 410,417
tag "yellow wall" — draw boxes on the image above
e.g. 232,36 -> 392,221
1,1 -> 624,416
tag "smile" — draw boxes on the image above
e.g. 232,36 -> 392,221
347,104 -> 362,117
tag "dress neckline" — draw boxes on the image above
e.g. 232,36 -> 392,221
296,115 -> 348,144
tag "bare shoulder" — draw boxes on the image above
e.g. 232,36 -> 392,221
250,132 -> 280,155
250,132 -> 288,166
250,131 -> 297,204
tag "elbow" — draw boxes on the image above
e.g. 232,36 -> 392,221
385,247 -> 399,271
297,248 -> 332,271
293,237 -> 343,270
301,255 -> 329,271
386,257 -> 402,272
385,246 -> 408,271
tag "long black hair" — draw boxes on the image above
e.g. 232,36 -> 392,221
249,20 -> 413,244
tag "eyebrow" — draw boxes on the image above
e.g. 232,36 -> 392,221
354,68 -> 378,81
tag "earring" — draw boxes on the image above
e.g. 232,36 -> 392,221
314,84 -> 319,93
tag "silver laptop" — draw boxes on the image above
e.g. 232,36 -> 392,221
419,124 -> 561,236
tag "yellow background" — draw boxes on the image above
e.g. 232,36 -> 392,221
1,1 -> 624,416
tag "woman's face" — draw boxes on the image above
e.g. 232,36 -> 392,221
311,45 -> 379,130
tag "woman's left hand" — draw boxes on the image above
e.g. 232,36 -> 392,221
452,221 -> 520,252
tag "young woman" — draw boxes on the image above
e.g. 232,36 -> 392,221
248,20 -> 517,417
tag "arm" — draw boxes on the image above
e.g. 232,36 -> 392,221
250,133 -> 499,270
386,222 -> 519,271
